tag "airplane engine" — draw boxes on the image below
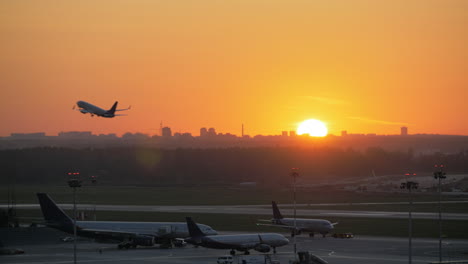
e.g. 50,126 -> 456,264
133,235 -> 155,247
254,244 -> 271,253
80,110 -> 87,114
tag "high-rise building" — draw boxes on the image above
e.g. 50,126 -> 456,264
162,127 -> 172,137
289,131 -> 296,137
401,126 -> 408,136
200,127 -> 207,137
208,127 -> 216,136
341,130 -> 348,137
282,131 -> 288,137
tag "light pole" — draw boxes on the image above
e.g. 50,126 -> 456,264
290,168 -> 299,258
400,179 -> 418,264
434,165 -> 446,263
91,175 -> 97,221
68,172 -> 82,264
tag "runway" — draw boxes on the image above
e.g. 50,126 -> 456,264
4,202 -> 468,220
1,228 -> 468,264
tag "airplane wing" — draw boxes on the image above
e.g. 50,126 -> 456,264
78,228 -> 164,241
80,228 -> 146,238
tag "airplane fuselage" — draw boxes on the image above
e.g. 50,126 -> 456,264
75,220 -> 217,239
193,233 -> 289,250
76,101 -> 114,117
274,218 -> 334,234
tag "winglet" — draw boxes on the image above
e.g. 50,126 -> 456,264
272,201 -> 284,219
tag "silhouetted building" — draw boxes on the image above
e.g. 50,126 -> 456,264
10,132 -> 46,139
341,130 -> 347,137
162,127 -> 172,137
58,131 -> 92,138
200,127 -> 207,137
401,126 -> 408,136
289,131 -> 296,137
208,128 -> 216,136
282,131 -> 288,137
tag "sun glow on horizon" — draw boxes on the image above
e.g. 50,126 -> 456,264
297,119 -> 328,137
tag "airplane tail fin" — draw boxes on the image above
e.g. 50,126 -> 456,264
185,217 -> 206,238
37,193 -> 73,232
107,101 -> 118,115
272,201 -> 283,219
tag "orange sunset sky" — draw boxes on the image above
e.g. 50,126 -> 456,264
1,0 -> 467,137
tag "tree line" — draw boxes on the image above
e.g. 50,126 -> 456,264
0,147 -> 467,186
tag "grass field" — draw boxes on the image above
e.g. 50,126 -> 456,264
282,203 -> 468,213
2,185 -> 468,209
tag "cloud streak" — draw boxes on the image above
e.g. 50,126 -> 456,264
348,116 -> 410,126
304,96 -> 349,105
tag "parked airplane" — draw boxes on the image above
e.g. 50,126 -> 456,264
73,100 -> 130,118
257,201 -> 337,237
185,217 -> 289,255
37,193 -> 217,249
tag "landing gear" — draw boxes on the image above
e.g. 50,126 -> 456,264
118,243 -> 131,249
321,233 -> 326,238
244,251 -> 250,255
273,247 -> 277,254
291,230 -> 301,237
309,233 -> 315,237
230,250 -> 236,256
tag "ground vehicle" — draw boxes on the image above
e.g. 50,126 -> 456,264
217,255 -> 233,264
61,236 -> 75,242
173,238 -> 187,247
332,233 -> 354,238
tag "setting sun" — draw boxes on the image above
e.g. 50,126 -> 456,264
297,119 -> 328,137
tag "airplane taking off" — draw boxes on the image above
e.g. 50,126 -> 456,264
257,201 -> 337,238
74,100 -> 130,118
185,217 -> 289,256
37,193 -> 217,249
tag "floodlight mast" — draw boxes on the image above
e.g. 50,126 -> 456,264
91,175 -> 97,221
434,165 -> 446,263
290,168 -> 299,259
67,172 -> 82,264
400,179 -> 418,264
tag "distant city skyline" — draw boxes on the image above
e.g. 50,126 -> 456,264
2,128 -> 467,154
2,125 -> 463,139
